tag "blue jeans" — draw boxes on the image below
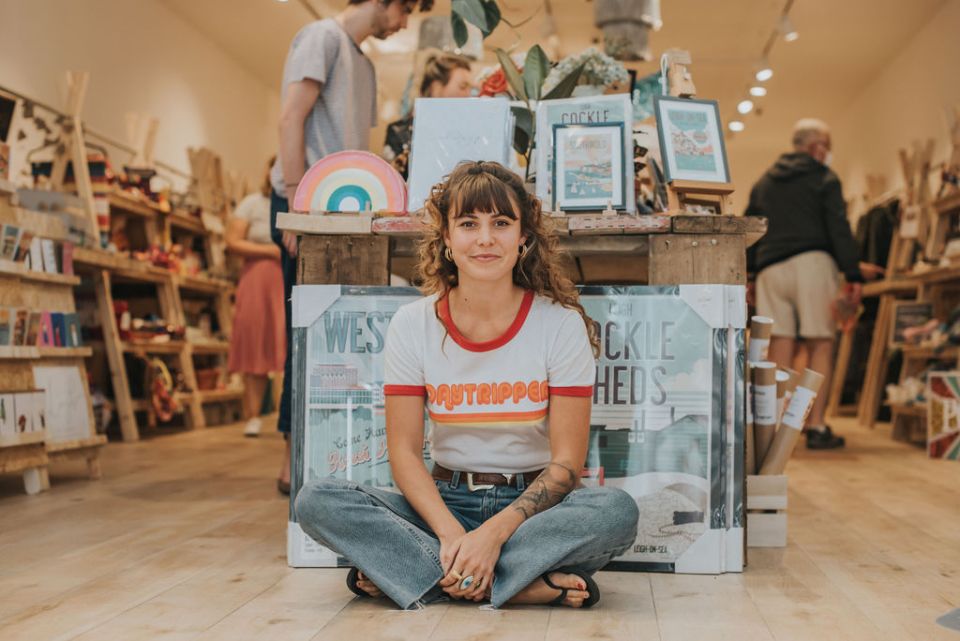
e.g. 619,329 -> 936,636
294,475 -> 639,610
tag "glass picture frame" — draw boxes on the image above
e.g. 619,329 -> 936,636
653,96 -> 730,183
552,122 -> 626,211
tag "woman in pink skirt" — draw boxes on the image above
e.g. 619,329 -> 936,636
227,159 -> 286,441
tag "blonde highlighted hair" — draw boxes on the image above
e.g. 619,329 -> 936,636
417,160 -> 600,357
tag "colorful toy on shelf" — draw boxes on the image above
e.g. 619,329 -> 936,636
293,150 -> 407,214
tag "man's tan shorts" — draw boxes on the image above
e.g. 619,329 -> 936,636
756,251 -> 840,339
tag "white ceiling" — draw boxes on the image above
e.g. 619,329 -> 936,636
160,0 -> 947,184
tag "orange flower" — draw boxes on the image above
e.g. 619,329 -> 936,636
479,68 -> 509,97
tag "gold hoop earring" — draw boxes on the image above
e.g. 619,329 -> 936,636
444,246 -> 453,262
519,242 -> 531,260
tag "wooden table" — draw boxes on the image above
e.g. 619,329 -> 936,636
276,213 -> 767,287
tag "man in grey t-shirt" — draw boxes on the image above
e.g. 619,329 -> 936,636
271,0 -> 431,493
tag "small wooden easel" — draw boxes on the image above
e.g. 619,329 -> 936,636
659,51 -> 736,217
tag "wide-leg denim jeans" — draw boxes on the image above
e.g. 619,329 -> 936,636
294,473 -> 639,610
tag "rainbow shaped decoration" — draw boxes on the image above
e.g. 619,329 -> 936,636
293,150 -> 407,214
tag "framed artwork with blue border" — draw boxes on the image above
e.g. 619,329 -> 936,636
653,96 -> 730,184
552,122 -> 627,211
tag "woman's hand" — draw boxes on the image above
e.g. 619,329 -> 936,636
438,525 -> 504,602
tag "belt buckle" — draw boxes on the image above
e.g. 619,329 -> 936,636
466,472 -> 495,492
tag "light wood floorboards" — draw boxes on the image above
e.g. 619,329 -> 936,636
0,417 -> 957,641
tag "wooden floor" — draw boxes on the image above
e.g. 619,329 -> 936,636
0,416 -> 957,641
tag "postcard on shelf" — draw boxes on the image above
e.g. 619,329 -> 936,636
552,123 -> 626,211
29,236 -> 43,272
0,392 -> 15,437
407,97 -> 513,212
25,311 -> 41,347
39,311 -> 55,347
0,224 -> 21,261
51,312 -> 66,347
653,96 -> 730,184
61,241 -> 75,275
64,313 -> 82,347
0,307 -> 11,346
14,230 -> 34,263
13,391 -> 32,434
41,238 -> 58,274
31,389 -> 46,433
535,93 -> 635,212
12,308 -> 28,346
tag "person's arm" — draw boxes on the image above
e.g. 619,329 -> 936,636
821,176 -> 863,283
278,79 -> 321,256
386,396 -> 465,543
226,217 -> 281,260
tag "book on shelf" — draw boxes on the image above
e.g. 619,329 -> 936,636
41,238 -> 58,274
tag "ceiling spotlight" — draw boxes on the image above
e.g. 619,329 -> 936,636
755,58 -> 773,82
750,85 -> 767,97
779,15 -> 799,42
737,99 -> 754,115
729,120 -> 745,132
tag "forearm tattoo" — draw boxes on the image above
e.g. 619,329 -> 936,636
511,462 -> 578,520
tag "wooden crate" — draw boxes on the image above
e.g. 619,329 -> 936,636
747,474 -> 787,548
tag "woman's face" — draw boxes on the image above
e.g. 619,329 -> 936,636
430,68 -> 474,98
444,207 -> 526,285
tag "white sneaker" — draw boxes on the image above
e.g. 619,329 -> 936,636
244,417 -> 262,437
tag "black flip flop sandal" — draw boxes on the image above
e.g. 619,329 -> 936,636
346,567 -> 374,598
542,571 -> 600,609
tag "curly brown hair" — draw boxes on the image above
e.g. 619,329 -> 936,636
417,160 -> 600,357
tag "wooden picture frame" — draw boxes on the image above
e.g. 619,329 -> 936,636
552,122 -> 627,211
653,95 -> 730,184
889,300 -> 934,347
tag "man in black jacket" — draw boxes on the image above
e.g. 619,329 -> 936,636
746,118 -> 863,449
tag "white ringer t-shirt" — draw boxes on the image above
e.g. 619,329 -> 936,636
383,290 -> 596,474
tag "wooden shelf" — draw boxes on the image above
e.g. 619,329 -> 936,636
177,273 -> 233,294
887,403 -> 927,417
72,247 -> 173,283
197,388 -> 243,404
45,434 -> 107,454
0,346 -> 93,359
108,191 -> 163,218
862,278 -> 919,297
898,344 -> 960,360
190,340 -> 230,355
934,191 -> 960,215
168,210 -> 206,234
122,340 -> 186,355
0,260 -> 81,286
0,430 -> 46,449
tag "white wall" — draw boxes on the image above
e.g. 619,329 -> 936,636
0,0 -> 278,190
833,0 -> 960,221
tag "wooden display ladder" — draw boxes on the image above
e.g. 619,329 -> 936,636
0,181 -> 105,494
32,74 -> 240,441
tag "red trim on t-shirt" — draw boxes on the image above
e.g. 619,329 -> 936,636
383,385 -> 426,396
548,385 -> 594,397
437,289 -> 534,352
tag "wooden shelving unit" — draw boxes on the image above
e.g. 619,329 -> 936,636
0,181 -> 105,495
72,190 -> 240,442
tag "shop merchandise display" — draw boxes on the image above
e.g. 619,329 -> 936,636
292,150 -> 407,214
287,284 -> 746,574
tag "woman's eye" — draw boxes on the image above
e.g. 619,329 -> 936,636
495,219 -> 510,227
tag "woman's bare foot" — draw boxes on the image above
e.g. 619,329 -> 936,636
506,572 -> 591,608
354,571 -> 384,598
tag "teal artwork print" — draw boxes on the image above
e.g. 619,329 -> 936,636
668,110 -> 717,173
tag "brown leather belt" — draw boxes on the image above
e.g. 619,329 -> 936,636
432,463 -> 543,490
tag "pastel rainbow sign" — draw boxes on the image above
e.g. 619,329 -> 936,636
293,151 -> 407,213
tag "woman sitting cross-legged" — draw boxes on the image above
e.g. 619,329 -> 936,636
294,160 -> 639,610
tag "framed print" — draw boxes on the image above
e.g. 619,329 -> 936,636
552,122 -> 626,211
653,96 -> 730,183
889,300 -> 934,347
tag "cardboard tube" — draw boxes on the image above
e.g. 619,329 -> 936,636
775,369 -> 791,424
752,362 -> 778,469
748,316 -> 774,362
760,369 -> 825,474
746,363 -> 756,475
